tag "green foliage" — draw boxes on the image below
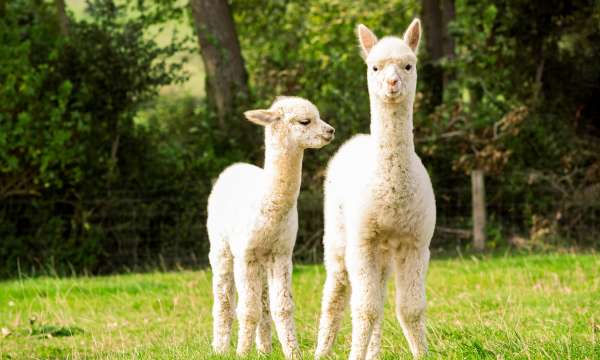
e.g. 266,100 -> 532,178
0,2 -> 80,194
64,0 -> 186,192
0,0 -> 188,275
417,0 -> 600,245
1,0 -> 599,275
234,0 -> 418,141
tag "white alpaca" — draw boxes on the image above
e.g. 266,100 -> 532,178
207,96 -> 335,359
315,19 -> 435,360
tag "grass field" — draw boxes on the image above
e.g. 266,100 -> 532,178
1,253 -> 599,359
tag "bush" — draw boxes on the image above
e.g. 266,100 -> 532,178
0,0 -> 189,276
2,0 -> 598,277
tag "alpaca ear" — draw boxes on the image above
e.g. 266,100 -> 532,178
357,24 -> 378,58
403,18 -> 421,53
244,109 -> 280,126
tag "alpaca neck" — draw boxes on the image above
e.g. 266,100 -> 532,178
263,132 -> 303,213
369,96 -> 415,177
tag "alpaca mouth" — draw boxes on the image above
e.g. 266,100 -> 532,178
383,90 -> 403,102
321,134 -> 334,142
387,89 -> 401,96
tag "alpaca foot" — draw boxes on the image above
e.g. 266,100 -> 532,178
365,348 -> 380,360
212,340 -> 229,354
314,348 -> 328,359
287,348 -> 303,359
256,340 -> 272,354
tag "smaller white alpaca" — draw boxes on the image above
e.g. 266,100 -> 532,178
207,96 -> 334,359
315,19 -> 435,360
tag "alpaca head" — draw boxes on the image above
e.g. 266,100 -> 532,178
357,19 -> 421,104
244,96 -> 335,149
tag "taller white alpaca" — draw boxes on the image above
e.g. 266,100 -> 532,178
315,19 -> 435,360
207,97 -> 334,359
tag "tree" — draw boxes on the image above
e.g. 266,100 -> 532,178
190,0 -> 249,129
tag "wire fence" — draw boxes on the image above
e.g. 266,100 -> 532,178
295,175 -> 600,262
1,173 -> 598,275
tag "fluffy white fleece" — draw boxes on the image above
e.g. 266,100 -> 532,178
315,19 -> 436,360
207,96 -> 334,359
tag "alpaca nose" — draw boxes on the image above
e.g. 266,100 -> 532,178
327,127 -> 335,135
387,78 -> 398,87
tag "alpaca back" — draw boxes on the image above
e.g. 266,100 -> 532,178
207,162 -> 264,245
325,134 -> 375,204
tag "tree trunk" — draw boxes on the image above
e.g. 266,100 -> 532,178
422,0 -> 444,60
421,0 -> 455,106
440,0 -> 455,88
441,0 -> 455,59
55,0 -> 70,37
190,0 -> 249,129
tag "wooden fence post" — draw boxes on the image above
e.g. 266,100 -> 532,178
471,170 -> 486,251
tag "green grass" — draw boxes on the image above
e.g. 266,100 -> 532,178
1,253 -> 599,359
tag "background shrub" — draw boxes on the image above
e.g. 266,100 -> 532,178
0,0 -> 598,276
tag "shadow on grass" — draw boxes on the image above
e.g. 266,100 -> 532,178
29,324 -> 84,338
5,319 -> 85,339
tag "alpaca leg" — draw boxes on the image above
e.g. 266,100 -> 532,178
209,245 -> 235,353
234,258 -> 262,356
394,246 -> 430,358
365,314 -> 383,360
256,267 -> 272,354
315,255 -> 349,358
347,246 -> 386,360
365,262 -> 391,360
268,255 -> 300,359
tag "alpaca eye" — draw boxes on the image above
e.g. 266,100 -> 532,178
299,119 -> 311,125
372,66 -> 379,72
405,64 -> 412,71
